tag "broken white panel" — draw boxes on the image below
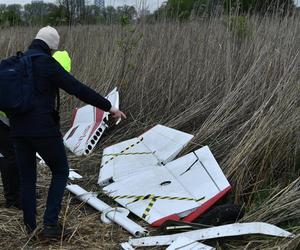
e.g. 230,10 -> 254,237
36,153 -> 45,165
68,170 -> 83,180
128,222 -> 294,247
103,146 -> 231,226
64,88 -> 119,156
106,87 -> 119,112
66,184 -> 148,237
166,236 -> 214,250
120,242 -> 135,250
99,125 -> 194,186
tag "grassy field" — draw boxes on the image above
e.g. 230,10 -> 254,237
0,15 -> 299,249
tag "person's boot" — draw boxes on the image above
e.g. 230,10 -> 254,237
41,224 -> 72,239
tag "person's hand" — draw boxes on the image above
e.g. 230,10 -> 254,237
109,106 -> 126,122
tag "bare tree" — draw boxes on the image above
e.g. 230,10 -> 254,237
57,0 -> 86,25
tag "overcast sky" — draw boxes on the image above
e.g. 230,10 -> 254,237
0,0 -> 299,11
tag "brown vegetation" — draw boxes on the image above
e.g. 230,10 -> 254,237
0,15 -> 299,249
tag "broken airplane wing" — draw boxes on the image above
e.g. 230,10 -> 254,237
102,145 -> 231,226
63,88 -> 119,156
98,124 -> 194,186
99,125 -> 230,226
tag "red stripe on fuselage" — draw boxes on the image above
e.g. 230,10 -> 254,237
87,108 -> 105,141
66,125 -> 79,140
150,186 -> 231,227
70,108 -> 78,127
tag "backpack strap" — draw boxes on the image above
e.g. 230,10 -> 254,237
22,52 -> 60,112
26,53 -> 49,58
56,88 -> 60,112
22,52 -> 49,77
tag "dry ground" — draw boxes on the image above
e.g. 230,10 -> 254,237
0,15 -> 299,249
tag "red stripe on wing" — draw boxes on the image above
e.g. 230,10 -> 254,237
150,186 -> 231,227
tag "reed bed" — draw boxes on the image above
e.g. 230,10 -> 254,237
0,15 -> 299,249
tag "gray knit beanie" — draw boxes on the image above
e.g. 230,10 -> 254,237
35,26 -> 60,50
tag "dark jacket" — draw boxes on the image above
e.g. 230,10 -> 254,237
8,39 -> 111,137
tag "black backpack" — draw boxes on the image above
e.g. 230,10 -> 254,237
0,51 -> 48,115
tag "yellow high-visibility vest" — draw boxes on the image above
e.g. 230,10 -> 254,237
0,111 -> 6,118
52,50 -> 71,73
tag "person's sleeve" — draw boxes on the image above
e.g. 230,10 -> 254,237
48,58 -> 112,112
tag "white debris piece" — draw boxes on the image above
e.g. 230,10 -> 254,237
36,153 -> 45,165
120,242 -> 135,250
128,222 -> 294,247
66,184 -> 148,237
166,236 -> 215,250
68,170 -> 83,180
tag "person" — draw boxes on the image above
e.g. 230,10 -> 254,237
0,111 -> 20,209
0,50 -> 71,210
7,26 -> 126,237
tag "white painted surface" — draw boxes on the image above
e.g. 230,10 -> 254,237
120,242 -> 135,250
99,125 -> 194,186
36,153 -> 45,165
166,236 -> 214,250
66,184 -> 148,237
128,222 -> 294,247
68,170 -> 83,180
101,143 -> 230,225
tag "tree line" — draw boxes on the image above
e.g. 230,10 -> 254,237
0,1 -> 137,26
0,0 -> 297,26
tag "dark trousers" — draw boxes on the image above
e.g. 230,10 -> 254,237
14,136 -> 69,231
0,121 -> 20,206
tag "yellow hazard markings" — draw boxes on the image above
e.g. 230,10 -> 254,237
112,194 -> 205,220
142,195 -> 157,219
100,137 -> 147,168
101,137 -> 206,220
113,194 -> 205,203
102,151 -> 153,157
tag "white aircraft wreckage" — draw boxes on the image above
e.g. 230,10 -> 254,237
122,222 -> 294,249
99,125 -> 231,226
98,124 -> 194,186
65,169 -> 148,237
166,236 -> 214,250
63,88 -> 119,156
66,184 -> 148,237
62,124 -> 293,248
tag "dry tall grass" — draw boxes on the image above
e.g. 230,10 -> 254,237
0,15 -> 299,249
